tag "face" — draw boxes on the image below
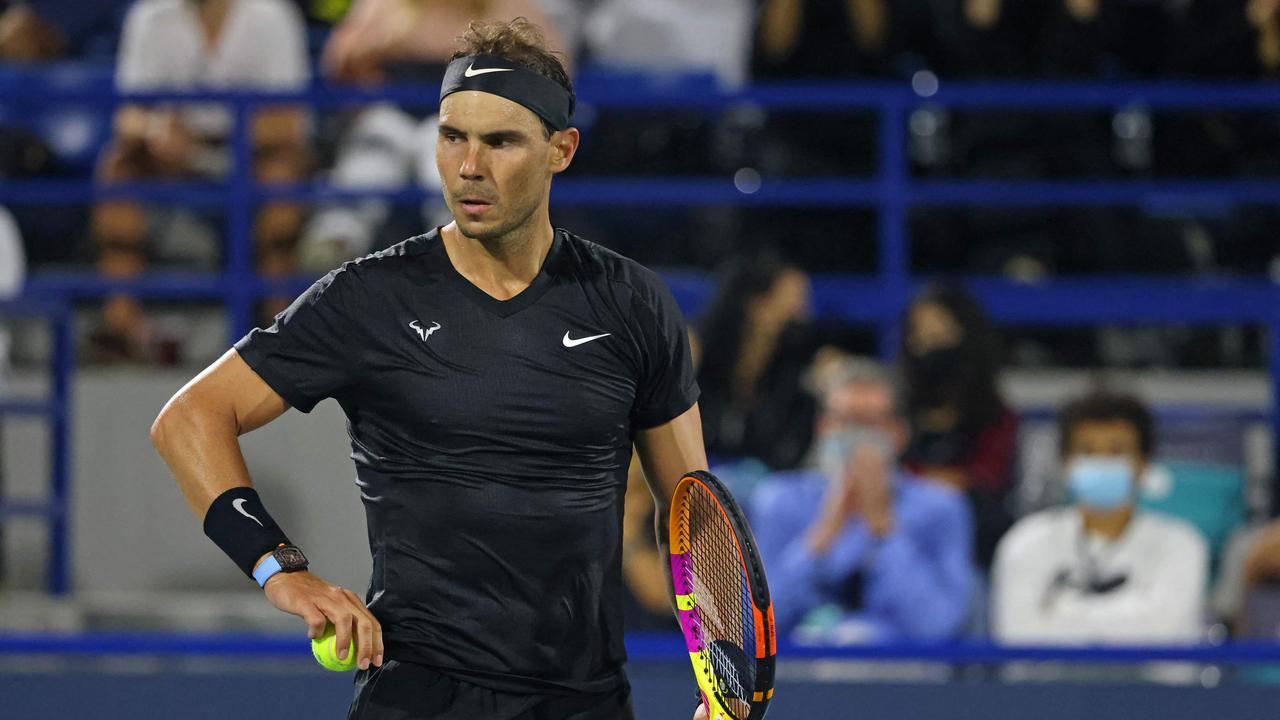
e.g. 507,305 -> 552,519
820,381 -> 905,452
436,91 -> 578,242
751,268 -> 811,328
1065,419 -> 1146,476
906,302 -> 963,357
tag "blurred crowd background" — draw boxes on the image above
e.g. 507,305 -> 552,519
1,0 -> 1279,663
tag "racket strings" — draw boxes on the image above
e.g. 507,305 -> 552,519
685,485 -> 754,719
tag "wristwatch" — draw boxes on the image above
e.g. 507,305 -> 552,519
253,544 -> 309,588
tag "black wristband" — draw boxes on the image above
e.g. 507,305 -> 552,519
202,487 -> 291,581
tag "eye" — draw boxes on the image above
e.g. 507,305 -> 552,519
441,132 -> 463,143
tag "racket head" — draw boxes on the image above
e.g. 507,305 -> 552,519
669,470 -> 776,720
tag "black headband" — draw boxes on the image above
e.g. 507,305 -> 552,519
439,54 -> 574,131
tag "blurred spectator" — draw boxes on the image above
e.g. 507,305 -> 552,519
696,255 -> 816,470
899,285 -> 1017,569
992,391 -> 1207,644
322,0 -> 564,85
0,203 -> 21,388
0,1 -> 129,62
754,0 -> 891,79
300,3 -> 563,270
88,0 -> 311,362
1214,518 -> 1280,637
582,0 -> 751,86
748,0 -> 893,177
752,355 -> 974,643
0,204 -> 22,585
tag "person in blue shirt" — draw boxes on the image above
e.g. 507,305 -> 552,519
751,354 -> 975,643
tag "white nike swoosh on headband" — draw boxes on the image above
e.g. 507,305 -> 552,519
465,64 -> 515,77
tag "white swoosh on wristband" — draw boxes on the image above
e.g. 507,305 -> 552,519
232,498 -> 264,527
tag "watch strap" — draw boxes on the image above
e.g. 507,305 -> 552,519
253,554 -> 283,588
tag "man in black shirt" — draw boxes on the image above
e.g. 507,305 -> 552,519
151,18 -> 709,720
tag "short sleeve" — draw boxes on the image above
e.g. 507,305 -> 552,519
115,3 -> 160,90
628,271 -> 700,429
233,267 -> 364,413
256,1 -> 311,88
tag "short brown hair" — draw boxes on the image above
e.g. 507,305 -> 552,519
453,18 -> 574,133
1058,391 -> 1155,459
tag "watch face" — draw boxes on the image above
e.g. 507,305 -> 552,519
275,546 -> 309,571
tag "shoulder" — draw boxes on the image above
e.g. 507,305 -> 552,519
750,470 -> 825,521
313,234 -> 433,298
556,229 -> 674,309
898,473 -> 971,519
240,0 -> 306,26
996,508 -> 1072,563
124,0 -> 181,27
1136,511 -> 1207,555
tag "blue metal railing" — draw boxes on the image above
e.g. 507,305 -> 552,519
0,75 -> 1278,596
0,298 -> 75,594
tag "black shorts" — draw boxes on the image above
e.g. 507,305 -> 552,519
346,660 -> 635,720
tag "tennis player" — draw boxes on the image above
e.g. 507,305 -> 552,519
151,17 -> 712,720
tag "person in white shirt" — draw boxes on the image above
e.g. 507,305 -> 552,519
0,205 -> 23,389
90,0 -> 311,361
992,391 -> 1208,645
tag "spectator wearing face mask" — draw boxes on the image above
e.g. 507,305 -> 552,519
992,391 -> 1207,645
899,284 -> 1018,570
751,355 -> 974,644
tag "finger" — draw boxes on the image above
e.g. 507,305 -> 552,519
302,606 -> 328,640
342,595 -> 375,670
344,589 -> 385,667
693,702 -> 709,720
319,599 -> 355,661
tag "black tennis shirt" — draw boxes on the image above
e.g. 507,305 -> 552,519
234,228 -> 698,695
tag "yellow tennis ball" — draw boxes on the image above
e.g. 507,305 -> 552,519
311,623 -> 358,672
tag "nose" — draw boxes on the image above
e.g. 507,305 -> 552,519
459,142 -> 484,181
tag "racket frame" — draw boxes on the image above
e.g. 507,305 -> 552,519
669,470 -> 776,720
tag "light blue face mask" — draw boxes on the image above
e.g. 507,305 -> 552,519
818,427 -> 895,480
1068,456 -> 1135,510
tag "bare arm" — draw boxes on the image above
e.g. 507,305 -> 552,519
150,349 -> 383,669
633,402 -> 710,599
848,0 -> 888,53
252,107 -> 308,155
633,401 -> 710,720
758,0 -> 804,63
150,349 -> 288,517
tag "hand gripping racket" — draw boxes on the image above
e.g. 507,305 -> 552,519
670,470 -> 776,720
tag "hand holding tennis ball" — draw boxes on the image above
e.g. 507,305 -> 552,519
312,622 -> 358,671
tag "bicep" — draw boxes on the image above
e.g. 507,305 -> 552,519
160,349 -> 290,436
633,402 -> 709,511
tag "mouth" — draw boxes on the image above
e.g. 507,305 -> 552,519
458,197 -> 494,214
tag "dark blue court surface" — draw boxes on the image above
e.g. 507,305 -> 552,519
2,661 -> 1278,720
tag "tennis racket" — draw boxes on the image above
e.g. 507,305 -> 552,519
669,470 -> 776,720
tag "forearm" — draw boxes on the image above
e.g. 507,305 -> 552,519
252,108 -> 308,157
759,0 -> 804,61
150,397 -> 257,520
654,506 -> 677,613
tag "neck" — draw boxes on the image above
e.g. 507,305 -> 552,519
196,0 -> 233,45
441,215 -> 555,301
1081,503 -> 1134,542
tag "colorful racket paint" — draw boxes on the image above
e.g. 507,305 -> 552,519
670,470 -> 776,720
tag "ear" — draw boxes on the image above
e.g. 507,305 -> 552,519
549,127 -> 580,174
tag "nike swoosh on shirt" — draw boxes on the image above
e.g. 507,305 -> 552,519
232,498 -> 264,527
562,332 -> 611,348
465,64 -> 515,77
